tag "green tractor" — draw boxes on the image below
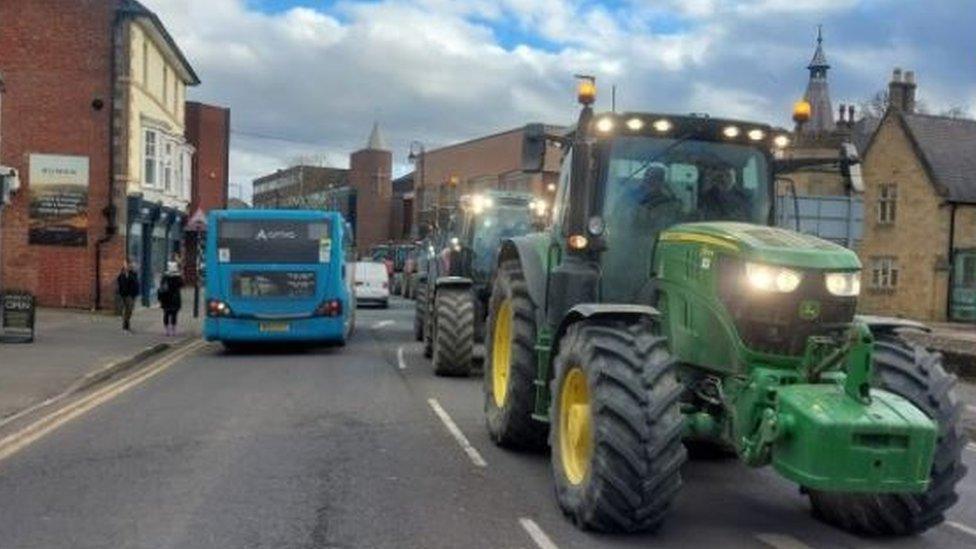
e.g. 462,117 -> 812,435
483,79 -> 966,535
420,191 -> 547,376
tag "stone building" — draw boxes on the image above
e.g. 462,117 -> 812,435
858,69 -> 976,322
0,0 -> 198,309
411,124 -> 563,238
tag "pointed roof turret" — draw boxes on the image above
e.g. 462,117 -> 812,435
800,25 -> 836,137
366,121 -> 388,151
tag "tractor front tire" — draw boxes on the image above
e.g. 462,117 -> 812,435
484,259 -> 548,450
413,282 -> 426,342
808,334 -> 967,536
432,286 -> 474,376
550,319 -> 686,533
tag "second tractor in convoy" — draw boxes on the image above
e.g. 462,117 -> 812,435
417,191 -> 547,376
482,78 -> 966,536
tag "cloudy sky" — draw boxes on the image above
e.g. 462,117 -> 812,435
145,0 -> 976,200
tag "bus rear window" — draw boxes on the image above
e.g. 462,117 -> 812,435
217,220 -> 331,264
232,271 -> 316,297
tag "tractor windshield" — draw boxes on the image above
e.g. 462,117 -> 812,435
600,136 -> 771,302
470,205 -> 533,279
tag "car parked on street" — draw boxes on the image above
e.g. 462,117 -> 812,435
354,261 -> 390,308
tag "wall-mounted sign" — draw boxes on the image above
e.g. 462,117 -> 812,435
28,154 -> 90,246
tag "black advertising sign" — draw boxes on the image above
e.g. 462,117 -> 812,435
28,154 -> 89,246
1,292 -> 35,343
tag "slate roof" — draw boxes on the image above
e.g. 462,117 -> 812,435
900,113 -> 976,203
392,172 -> 414,195
366,122 -> 388,150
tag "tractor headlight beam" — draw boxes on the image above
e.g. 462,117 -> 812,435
745,262 -> 802,293
825,271 -> 861,297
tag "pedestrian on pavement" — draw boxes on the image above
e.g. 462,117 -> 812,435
117,259 -> 140,333
158,258 -> 184,337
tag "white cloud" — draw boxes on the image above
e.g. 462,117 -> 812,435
140,0 -> 975,201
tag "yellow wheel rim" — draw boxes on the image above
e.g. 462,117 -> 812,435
559,367 -> 592,485
492,299 -> 514,408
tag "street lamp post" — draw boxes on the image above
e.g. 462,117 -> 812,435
408,141 -> 425,238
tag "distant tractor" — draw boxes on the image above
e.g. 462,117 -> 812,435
483,78 -> 966,535
418,191 -> 547,376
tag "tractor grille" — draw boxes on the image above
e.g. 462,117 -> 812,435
717,258 -> 857,356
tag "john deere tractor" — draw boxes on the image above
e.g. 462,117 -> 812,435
483,78 -> 966,535
420,191 -> 547,376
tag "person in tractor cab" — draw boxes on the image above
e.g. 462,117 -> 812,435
698,165 -> 753,221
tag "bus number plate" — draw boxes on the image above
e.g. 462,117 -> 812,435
259,322 -> 290,333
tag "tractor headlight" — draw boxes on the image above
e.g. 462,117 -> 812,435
825,272 -> 861,297
745,262 -> 802,293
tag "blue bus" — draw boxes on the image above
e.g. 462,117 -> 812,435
203,209 -> 355,346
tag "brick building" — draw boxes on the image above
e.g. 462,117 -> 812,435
183,101 -> 230,284
0,0 -> 198,309
250,123 -> 393,251
858,69 -> 976,322
411,124 -> 563,238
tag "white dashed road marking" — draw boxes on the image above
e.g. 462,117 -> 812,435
427,398 -> 486,467
372,320 -> 394,329
755,533 -> 815,549
519,518 -> 559,549
396,345 -> 406,370
946,521 -> 976,539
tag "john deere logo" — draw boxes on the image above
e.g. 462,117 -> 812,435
799,300 -> 821,321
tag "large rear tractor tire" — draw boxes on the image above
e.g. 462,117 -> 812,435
432,286 -> 474,376
808,334 -> 967,536
550,319 -> 686,533
484,259 -> 548,450
415,280 -> 428,343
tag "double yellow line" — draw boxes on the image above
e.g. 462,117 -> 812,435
0,339 -> 206,464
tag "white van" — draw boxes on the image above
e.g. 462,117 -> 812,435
354,261 -> 390,308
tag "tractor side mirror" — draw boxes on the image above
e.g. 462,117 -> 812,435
839,142 -> 865,193
522,123 -> 548,173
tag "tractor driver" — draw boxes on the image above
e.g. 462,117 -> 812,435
698,166 -> 752,221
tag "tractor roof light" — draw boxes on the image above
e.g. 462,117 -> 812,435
626,117 -> 644,131
747,128 -> 765,141
577,78 -> 596,105
595,117 -> 615,134
793,100 -> 812,124
722,125 -> 741,139
652,118 -> 673,133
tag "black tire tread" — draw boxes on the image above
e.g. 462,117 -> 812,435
484,259 -> 548,449
551,319 -> 686,533
433,286 -> 474,376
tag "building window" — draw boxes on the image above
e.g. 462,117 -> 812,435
143,129 -> 158,186
163,141 -> 174,192
182,149 -> 192,200
877,183 -> 897,224
870,257 -> 899,289
962,255 -> 976,287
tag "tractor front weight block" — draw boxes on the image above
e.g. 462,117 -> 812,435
772,384 -> 937,493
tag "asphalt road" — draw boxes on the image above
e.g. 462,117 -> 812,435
1,298 -> 975,549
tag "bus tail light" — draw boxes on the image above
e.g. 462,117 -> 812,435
316,299 -> 343,317
207,299 -> 233,317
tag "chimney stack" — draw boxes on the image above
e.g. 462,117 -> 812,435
848,104 -> 855,122
838,103 -> 846,123
888,67 -> 917,114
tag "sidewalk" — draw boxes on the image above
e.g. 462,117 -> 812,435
0,290 -> 201,421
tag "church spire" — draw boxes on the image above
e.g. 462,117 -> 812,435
800,25 -> 835,136
366,121 -> 387,151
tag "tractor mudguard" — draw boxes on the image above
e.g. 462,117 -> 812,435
498,235 -> 550,324
856,315 -> 930,337
435,276 -> 473,289
554,304 -> 660,347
